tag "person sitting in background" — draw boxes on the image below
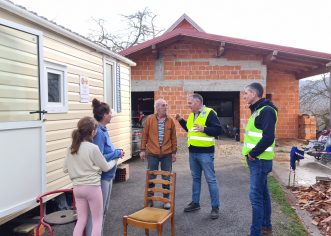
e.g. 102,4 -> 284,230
63,116 -> 118,236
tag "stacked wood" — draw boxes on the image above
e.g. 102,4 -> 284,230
298,114 -> 317,140
292,178 -> 331,235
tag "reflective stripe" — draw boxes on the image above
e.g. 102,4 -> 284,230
189,136 -> 215,142
244,143 -> 274,152
245,131 -> 262,138
188,128 -> 198,132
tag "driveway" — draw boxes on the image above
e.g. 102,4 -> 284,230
3,137 -> 330,235
40,138 -> 323,235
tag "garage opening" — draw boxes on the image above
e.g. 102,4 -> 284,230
131,92 -> 154,127
195,91 -> 240,138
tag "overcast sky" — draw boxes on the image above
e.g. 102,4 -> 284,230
9,0 -> 331,80
10,0 -> 331,53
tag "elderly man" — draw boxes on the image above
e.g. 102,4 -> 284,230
140,98 -> 177,209
242,82 -> 278,236
175,93 -> 222,219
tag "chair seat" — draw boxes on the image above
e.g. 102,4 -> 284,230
44,210 -> 77,225
128,207 -> 170,223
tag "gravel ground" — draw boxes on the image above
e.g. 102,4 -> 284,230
2,137 -> 312,236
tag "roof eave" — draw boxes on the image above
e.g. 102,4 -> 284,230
1,0 -> 136,66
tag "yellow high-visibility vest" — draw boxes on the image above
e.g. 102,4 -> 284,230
186,107 -> 216,147
242,106 -> 278,160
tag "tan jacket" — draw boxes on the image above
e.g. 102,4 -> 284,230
141,114 -> 177,156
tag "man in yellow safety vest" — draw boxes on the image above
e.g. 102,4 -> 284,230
175,93 -> 222,219
242,82 -> 278,236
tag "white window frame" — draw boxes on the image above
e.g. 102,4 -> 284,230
104,58 -> 118,114
44,61 -> 68,113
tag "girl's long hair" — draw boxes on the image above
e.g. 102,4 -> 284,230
70,116 -> 97,154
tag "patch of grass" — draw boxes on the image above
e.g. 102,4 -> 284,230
268,176 -> 308,236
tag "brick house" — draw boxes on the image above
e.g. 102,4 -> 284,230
121,14 -> 331,139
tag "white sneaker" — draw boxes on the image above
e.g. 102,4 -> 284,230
163,203 -> 171,209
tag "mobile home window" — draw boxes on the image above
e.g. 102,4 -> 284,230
105,60 -> 122,113
105,62 -> 114,109
45,62 -> 68,113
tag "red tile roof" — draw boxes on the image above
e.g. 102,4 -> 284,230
120,28 -> 331,60
165,13 -> 204,33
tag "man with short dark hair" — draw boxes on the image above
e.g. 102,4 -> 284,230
242,82 -> 278,236
175,93 -> 222,219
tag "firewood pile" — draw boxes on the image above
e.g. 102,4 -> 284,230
292,177 -> 331,235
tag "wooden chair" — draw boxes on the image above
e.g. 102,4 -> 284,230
123,170 -> 176,236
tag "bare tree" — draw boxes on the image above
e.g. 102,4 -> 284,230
87,8 -> 164,52
300,74 -> 330,130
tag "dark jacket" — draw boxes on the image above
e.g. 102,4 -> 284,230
248,98 -> 278,158
141,114 -> 177,156
178,107 -> 222,153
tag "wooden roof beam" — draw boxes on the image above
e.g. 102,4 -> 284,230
277,53 -> 327,66
263,50 -> 278,65
272,61 -> 316,72
275,58 -> 319,69
268,63 -> 307,74
151,44 -> 160,59
216,42 -> 226,57
296,66 -> 329,79
268,66 -> 299,74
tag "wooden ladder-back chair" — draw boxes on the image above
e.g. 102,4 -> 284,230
123,170 -> 176,236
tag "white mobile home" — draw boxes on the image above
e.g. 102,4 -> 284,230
0,0 -> 135,224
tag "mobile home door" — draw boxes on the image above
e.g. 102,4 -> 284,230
0,20 -> 46,218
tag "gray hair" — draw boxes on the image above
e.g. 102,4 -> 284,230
189,93 -> 203,104
246,82 -> 263,98
154,98 -> 166,109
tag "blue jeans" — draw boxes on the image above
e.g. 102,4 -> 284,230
189,152 -> 219,208
247,158 -> 273,236
147,155 -> 172,198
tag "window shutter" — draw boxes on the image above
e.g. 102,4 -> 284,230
116,63 -> 121,112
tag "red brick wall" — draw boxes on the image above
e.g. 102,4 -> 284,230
239,71 -> 299,140
155,86 -> 191,137
131,42 -> 263,81
239,91 -> 251,141
162,42 -> 262,80
266,70 -> 299,138
130,41 -> 300,140
131,54 -> 154,80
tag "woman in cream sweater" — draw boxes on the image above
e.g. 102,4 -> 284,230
63,116 -> 118,236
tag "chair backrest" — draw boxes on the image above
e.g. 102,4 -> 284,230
144,170 -> 176,212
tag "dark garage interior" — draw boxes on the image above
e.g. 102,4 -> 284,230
196,91 -> 240,138
131,92 -> 154,126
